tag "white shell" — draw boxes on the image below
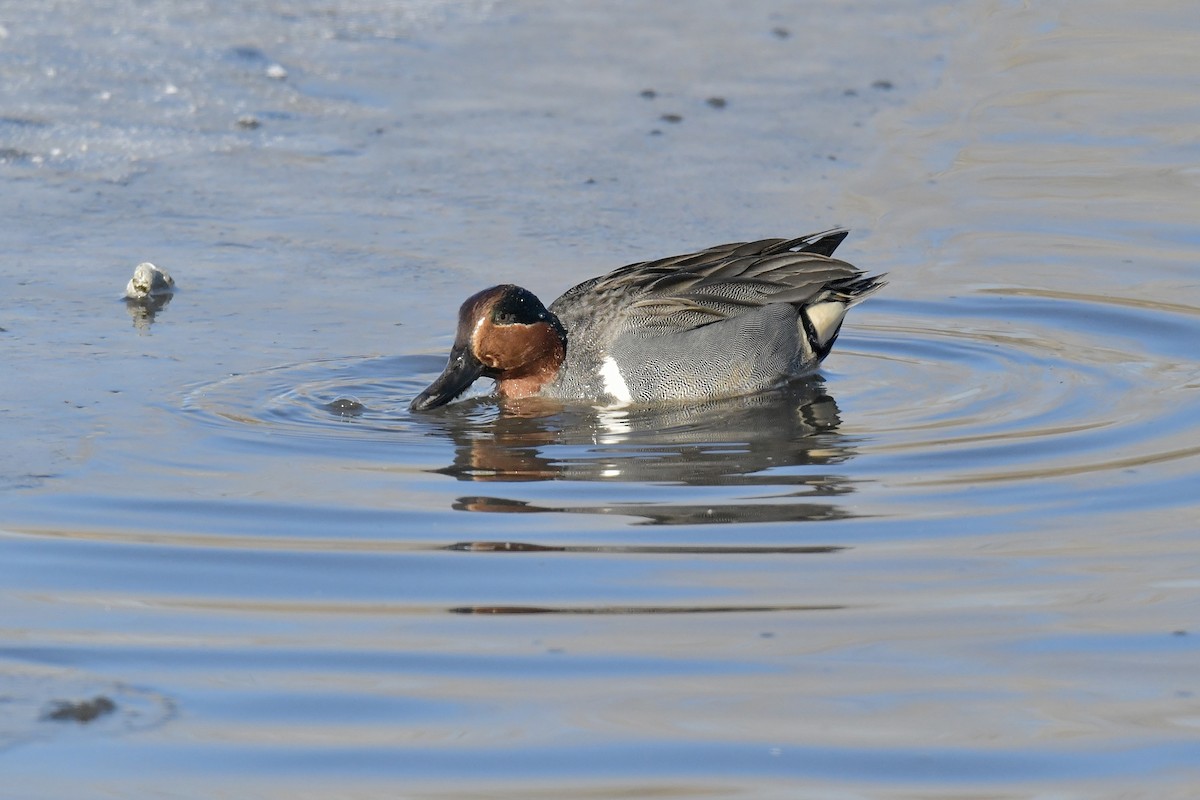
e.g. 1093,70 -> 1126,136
124,262 -> 175,300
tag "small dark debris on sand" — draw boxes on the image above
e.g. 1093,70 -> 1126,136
706,97 -> 727,109
640,89 -> 657,99
1,147 -> 36,163
325,398 -> 365,416
231,45 -> 267,62
43,695 -> 117,724
660,113 -> 683,124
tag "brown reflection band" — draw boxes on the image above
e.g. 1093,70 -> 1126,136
443,541 -> 847,554
448,603 -> 847,615
452,495 -> 853,525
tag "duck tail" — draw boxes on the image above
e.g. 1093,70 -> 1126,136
799,273 -> 887,362
764,228 -> 850,257
833,273 -> 888,306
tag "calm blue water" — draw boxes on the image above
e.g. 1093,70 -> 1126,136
2,1 -> 1199,797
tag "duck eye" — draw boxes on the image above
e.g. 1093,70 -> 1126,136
495,311 -> 517,325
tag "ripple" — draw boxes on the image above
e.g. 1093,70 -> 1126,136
181,355 -> 439,441
0,661 -> 175,751
837,295 -> 1200,490
177,293 -> 1200,519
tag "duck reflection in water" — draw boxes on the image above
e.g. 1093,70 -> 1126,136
410,377 -> 862,526
124,294 -> 173,331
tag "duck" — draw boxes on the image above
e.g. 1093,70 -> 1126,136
410,229 -> 884,411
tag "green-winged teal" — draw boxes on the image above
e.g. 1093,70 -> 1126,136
411,229 -> 883,410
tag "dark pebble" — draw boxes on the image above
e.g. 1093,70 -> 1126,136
231,45 -> 267,62
44,696 -> 116,724
325,398 -> 365,416
0,147 -> 34,162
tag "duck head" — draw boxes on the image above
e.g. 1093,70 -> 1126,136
410,285 -> 567,411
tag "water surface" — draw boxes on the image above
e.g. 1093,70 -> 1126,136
2,1 -> 1199,797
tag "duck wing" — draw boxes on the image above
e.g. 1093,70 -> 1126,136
550,229 -> 883,344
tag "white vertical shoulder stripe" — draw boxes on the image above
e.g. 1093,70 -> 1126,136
599,356 -> 633,404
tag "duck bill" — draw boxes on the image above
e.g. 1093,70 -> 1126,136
410,346 -> 486,411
